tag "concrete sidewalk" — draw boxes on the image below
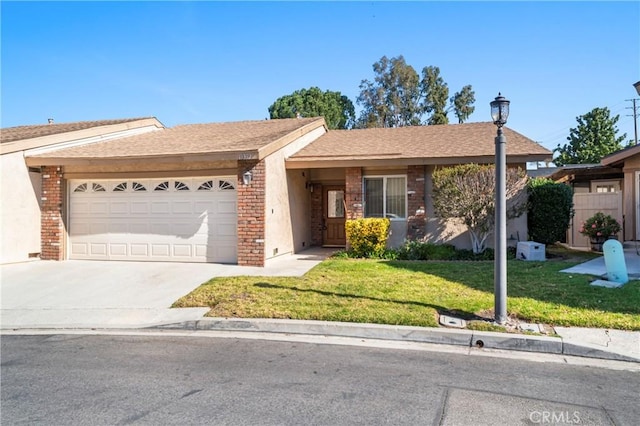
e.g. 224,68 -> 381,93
560,249 -> 640,278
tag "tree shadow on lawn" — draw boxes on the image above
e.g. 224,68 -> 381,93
383,260 -> 640,317
253,282 -> 486,322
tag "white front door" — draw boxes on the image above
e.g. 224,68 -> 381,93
68,177 -> 237,263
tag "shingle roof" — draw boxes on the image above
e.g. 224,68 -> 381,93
0,118 -> 154,143
29,117 -> 324,161
289,122 -> 551,163
601,143 -> 640,166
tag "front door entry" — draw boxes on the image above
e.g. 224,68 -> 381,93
323,185 -> 346,246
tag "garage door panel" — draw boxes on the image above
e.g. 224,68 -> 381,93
173,222 -> 206,237
129,223 -> 149,234
71,243 -> 89,256
171,201 -> 193,214
151,244 -> 171,257
110,202 -> 129,215
209,244 -> 237,263
213,221 -> 237,237
173,245 -> 193,257
108,223 -> 129,233
130,244 -> 149,256
90,223 -> 108,234
109,244 -> 128,256
89,202 -> 109,215
70,222 -> 91,235
149,222 -> 172,235
90,243 -> 108,256
130,202 -> 149,214
69,178 -> 237,263
217,200 -> 237,214
151,201 -> 170,214
194,201 -> 214,214
70,201 -> 90,215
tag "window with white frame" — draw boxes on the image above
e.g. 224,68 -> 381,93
364,176 -> 406,219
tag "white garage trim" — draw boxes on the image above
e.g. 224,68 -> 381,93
68,177 -> 237,263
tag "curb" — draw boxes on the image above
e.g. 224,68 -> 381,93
154,318 -> 640,363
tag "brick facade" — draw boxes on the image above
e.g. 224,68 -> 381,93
407,165 -> 427,240
345,167 -> 363,220
41,166 -> 65,260
237,160 -> 266,266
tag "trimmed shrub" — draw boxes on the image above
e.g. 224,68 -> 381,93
345,218 -> 390,258
396,241 -> 457,260
395,241 -> 516,261
527,178 -> 574,244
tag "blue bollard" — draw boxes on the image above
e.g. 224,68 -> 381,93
602,239 -> 628,284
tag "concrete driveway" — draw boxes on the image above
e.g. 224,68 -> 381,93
1,248 -> 333,329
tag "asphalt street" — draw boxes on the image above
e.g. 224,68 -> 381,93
2,333 -> 638,425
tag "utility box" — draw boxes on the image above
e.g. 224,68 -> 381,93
516,241 -> 545,261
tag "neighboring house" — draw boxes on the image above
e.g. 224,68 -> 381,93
549,144 -> 640,247
549,164 -> 624,247
0,118 -> 165,264
1,117 -> 551,266
602,144 -> 640,242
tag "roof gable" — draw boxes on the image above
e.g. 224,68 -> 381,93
26,117 -> 327,166
1,117 -> 164,155
1,118 -> 156,143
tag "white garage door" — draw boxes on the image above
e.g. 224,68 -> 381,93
69,177 -> 237,263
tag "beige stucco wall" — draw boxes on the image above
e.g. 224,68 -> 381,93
264,126 -> 326,260
1,152 -> 42,263
424,164 -> 529,250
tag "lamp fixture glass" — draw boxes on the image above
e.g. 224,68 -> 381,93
490,93 -> 510,127
242,171 -> 252,185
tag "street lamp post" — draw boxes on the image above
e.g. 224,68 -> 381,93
490,93 -> 510,325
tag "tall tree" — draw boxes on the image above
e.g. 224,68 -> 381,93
553,107 -> 628,166
356,55 -> 475,128
421,66 -> 449,125
432,164 -> 528,254
356,56 -> 422,128
268,87 -> 355,130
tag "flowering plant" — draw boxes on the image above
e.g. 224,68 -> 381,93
579,212 -> 621,239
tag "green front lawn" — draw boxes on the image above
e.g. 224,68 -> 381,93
173,253 -> 640,331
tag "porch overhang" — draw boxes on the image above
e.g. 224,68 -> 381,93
285,153 -> 551,169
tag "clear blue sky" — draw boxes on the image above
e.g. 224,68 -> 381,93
2,1 -> 639,154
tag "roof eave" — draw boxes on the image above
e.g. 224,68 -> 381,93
25,151 -> 259,167
1,118 -> 164,155
601,144 -> 640,166
286,153 -> 551,169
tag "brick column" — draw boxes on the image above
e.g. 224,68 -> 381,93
237,160 -> 266,266
345,167 -> 363,220
41,166 -> 65,260
310,183 -> 323,246
407,165 -> 427,240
